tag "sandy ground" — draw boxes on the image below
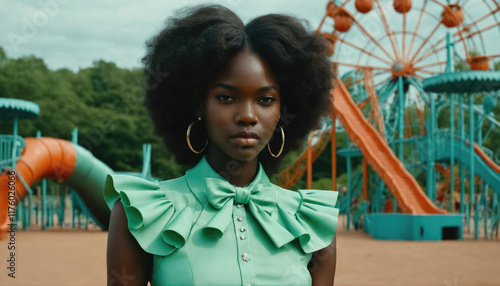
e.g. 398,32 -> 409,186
0,219 -> 499,286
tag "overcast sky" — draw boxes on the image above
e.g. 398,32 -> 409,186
1,0 -> 498,75
0,0 -> 326,71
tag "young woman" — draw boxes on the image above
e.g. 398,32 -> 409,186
106,5 -> 338,285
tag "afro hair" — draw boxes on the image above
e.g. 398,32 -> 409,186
142,4 -> 335,175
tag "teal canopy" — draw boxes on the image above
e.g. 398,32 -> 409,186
0,98 -> 39,120
422,71 -> 500,93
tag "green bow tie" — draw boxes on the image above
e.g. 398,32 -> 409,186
205,177 -> 277,214
202,177 -> 284,240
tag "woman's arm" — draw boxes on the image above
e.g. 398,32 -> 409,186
107,200 -> 153,286
308,234 -> 337,286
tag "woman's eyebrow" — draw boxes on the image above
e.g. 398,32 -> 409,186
212,83 -> 279,92
258,85 -> 279,92
213,83 -> 238,90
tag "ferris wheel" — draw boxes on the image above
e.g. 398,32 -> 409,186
318,0 -> 500,139
319,0 -> 500,81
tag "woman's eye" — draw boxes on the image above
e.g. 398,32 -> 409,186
259,96 -> 278,104
216,95 -> 234,102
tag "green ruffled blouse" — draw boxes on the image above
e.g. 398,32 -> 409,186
104,156 -> 338,286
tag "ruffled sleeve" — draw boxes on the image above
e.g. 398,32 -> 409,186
104,174 -> 195,256
276,189 -> 339,253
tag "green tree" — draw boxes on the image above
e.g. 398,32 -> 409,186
0,50 -> 183,180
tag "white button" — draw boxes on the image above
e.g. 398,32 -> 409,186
240,236 -> 246,240
242,253 -> 250,261
246,284 -> 251,286
240,227 -> 246,232
237,216 -> 243,222
237,204 -> 244,208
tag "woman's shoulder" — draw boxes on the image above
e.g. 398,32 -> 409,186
104,174 -> 197,209
103,173 -> 199,256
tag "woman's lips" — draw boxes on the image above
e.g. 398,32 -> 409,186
230,130 -> 260,146
231,137 -> 259,146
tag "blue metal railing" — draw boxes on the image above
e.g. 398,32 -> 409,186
0,134 -> 25,169
418,132 -> 500,194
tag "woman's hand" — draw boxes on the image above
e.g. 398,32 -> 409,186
107,200 -> 153,285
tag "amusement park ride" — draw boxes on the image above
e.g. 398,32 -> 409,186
278,0 -> 500,240
1,0 -> 500,241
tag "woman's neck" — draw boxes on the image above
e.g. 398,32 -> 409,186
205,150 -> 259,188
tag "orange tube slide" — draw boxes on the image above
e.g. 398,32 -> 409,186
0,138 -> 76,237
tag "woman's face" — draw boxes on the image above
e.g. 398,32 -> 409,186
203,49 -> 281,162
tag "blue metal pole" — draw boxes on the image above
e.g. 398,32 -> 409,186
428,93 -> 437,201
492,193 -> 499,239
13,117 -> 18,137
41,179 -> 47,230
445,32 -> 452,73
450,93 -> 455,212
426,120 -> 432,197
468,95 -> 477,239
458,94 -> 465,215
49,186 -> 55,227
478,117 -> 484,151
11,117 -> 18,169
20,201 -> 26,230
59,187 -> 66,227
28,187 -> 32,227
484,184 -> 488,238
35,198 -> 39,226
397,76 -> 405,160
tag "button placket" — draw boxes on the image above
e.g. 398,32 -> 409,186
232,204 -> 256,286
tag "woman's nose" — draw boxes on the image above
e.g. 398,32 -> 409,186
235,101 -> 258,125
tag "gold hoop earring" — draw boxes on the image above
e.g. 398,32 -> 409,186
268,124 -> 285,158
186,117 -> 208,154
